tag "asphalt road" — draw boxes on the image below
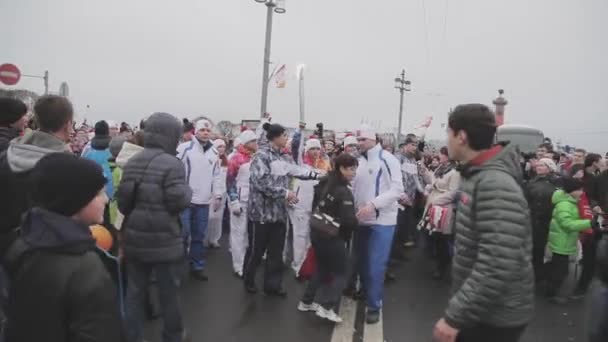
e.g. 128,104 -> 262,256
143,238 -> 589,342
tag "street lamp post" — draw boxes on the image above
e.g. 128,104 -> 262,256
22,70 -> 49,95
254,0 -> 286,118
394,69 -> 411,150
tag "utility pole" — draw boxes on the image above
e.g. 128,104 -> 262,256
255,0 -> 286,118
394,69 -> 411,150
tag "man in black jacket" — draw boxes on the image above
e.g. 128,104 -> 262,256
0,95 -> 73,255
117,112 -> 192,342
5,153 -> 123,342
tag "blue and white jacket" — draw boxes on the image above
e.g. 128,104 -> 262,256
176,138 -> 223,205
352,144 -> 404,226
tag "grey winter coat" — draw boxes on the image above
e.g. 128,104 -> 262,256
445,143 -> 534,330
117,113 -> 192,263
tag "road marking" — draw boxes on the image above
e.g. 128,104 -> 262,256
330,297 -> 358,342
363,310 -> 383,342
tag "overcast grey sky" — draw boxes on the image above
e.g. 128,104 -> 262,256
2,0 -> 607,151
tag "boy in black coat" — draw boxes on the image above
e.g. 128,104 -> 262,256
4,153 -> 124,342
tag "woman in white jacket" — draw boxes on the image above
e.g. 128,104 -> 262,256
206,139 -> 228,248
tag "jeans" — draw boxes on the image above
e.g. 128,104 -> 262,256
125,261 -> 184,342
181,204 -> 209,271
301,231 -> 348,311
457,324 -> 526,342
546,253 -> 570,297
357,225 -> 395,311
243,221 -> 287,291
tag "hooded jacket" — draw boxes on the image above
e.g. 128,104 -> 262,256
4,208 -> 123,342
0,126 -> 20,152
0,130 -> 67,257
548,190 -> 591,255
117,113 -> 192,263
83,135 -> 113,199
444,143 -> 534,330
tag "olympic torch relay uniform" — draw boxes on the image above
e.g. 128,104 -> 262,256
177,134 -> 223,272
352,142 -> 403,314
227,143 -> 255,276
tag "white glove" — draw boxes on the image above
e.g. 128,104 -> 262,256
230,200 -> 242,216
212,197 -> 223,211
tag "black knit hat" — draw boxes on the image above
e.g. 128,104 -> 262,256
94,120 -> 109,136
31,153 -> 107,217
0,97 -> 27,126
562,177 -> 584,194
266,123 -> 286,141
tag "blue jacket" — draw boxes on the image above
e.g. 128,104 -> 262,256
83,147 -> 113,199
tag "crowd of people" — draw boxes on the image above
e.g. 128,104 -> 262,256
0,95 -> 607,342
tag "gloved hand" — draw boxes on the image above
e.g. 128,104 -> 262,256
230,200 -> 242,216
212,197 -> 223,212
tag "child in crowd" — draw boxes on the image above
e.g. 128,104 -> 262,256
546,177 -> 592,303
4,153 -> 123,341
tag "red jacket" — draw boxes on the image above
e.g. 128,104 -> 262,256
578,192 -> 594,238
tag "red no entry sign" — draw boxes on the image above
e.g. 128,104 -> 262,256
0,63 -> 21,86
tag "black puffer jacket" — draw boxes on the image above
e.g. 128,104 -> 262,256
313,172 -> 357,241
4,208 -> 124,342
445,144 -> 534,330
117,113 -> 192,263
525,174 -> 560,233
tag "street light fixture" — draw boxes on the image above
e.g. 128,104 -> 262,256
394,69 -> 412,150
254,0 -> 287,118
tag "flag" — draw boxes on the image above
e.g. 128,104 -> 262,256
271,64 -> 287,88
415,116 -> 433,129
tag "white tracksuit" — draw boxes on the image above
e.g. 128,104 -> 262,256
287,163 -> 318,275
352,144 -> 404,226
226,148 -> 253,275
206,165 -> 227,246
176,139 -> 223,205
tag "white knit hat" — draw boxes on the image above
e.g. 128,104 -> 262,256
239,130 -> 257,145
356,124 -> 376,141
343,135 -> 358,146
538,158 -> 557,172
213,139 -> 226,148
195,119 -> 213,131
233,137 -> 242,148
305,138 -> 322,152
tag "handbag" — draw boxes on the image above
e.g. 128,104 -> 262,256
309,183 -> 340,237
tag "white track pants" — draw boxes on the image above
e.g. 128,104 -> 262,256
206,198 -> 226,246
230,205 -> 248,275
289,211 -> 311,275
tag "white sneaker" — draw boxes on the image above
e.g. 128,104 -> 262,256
316,307 -> 343,323
297,301 -> 320,312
